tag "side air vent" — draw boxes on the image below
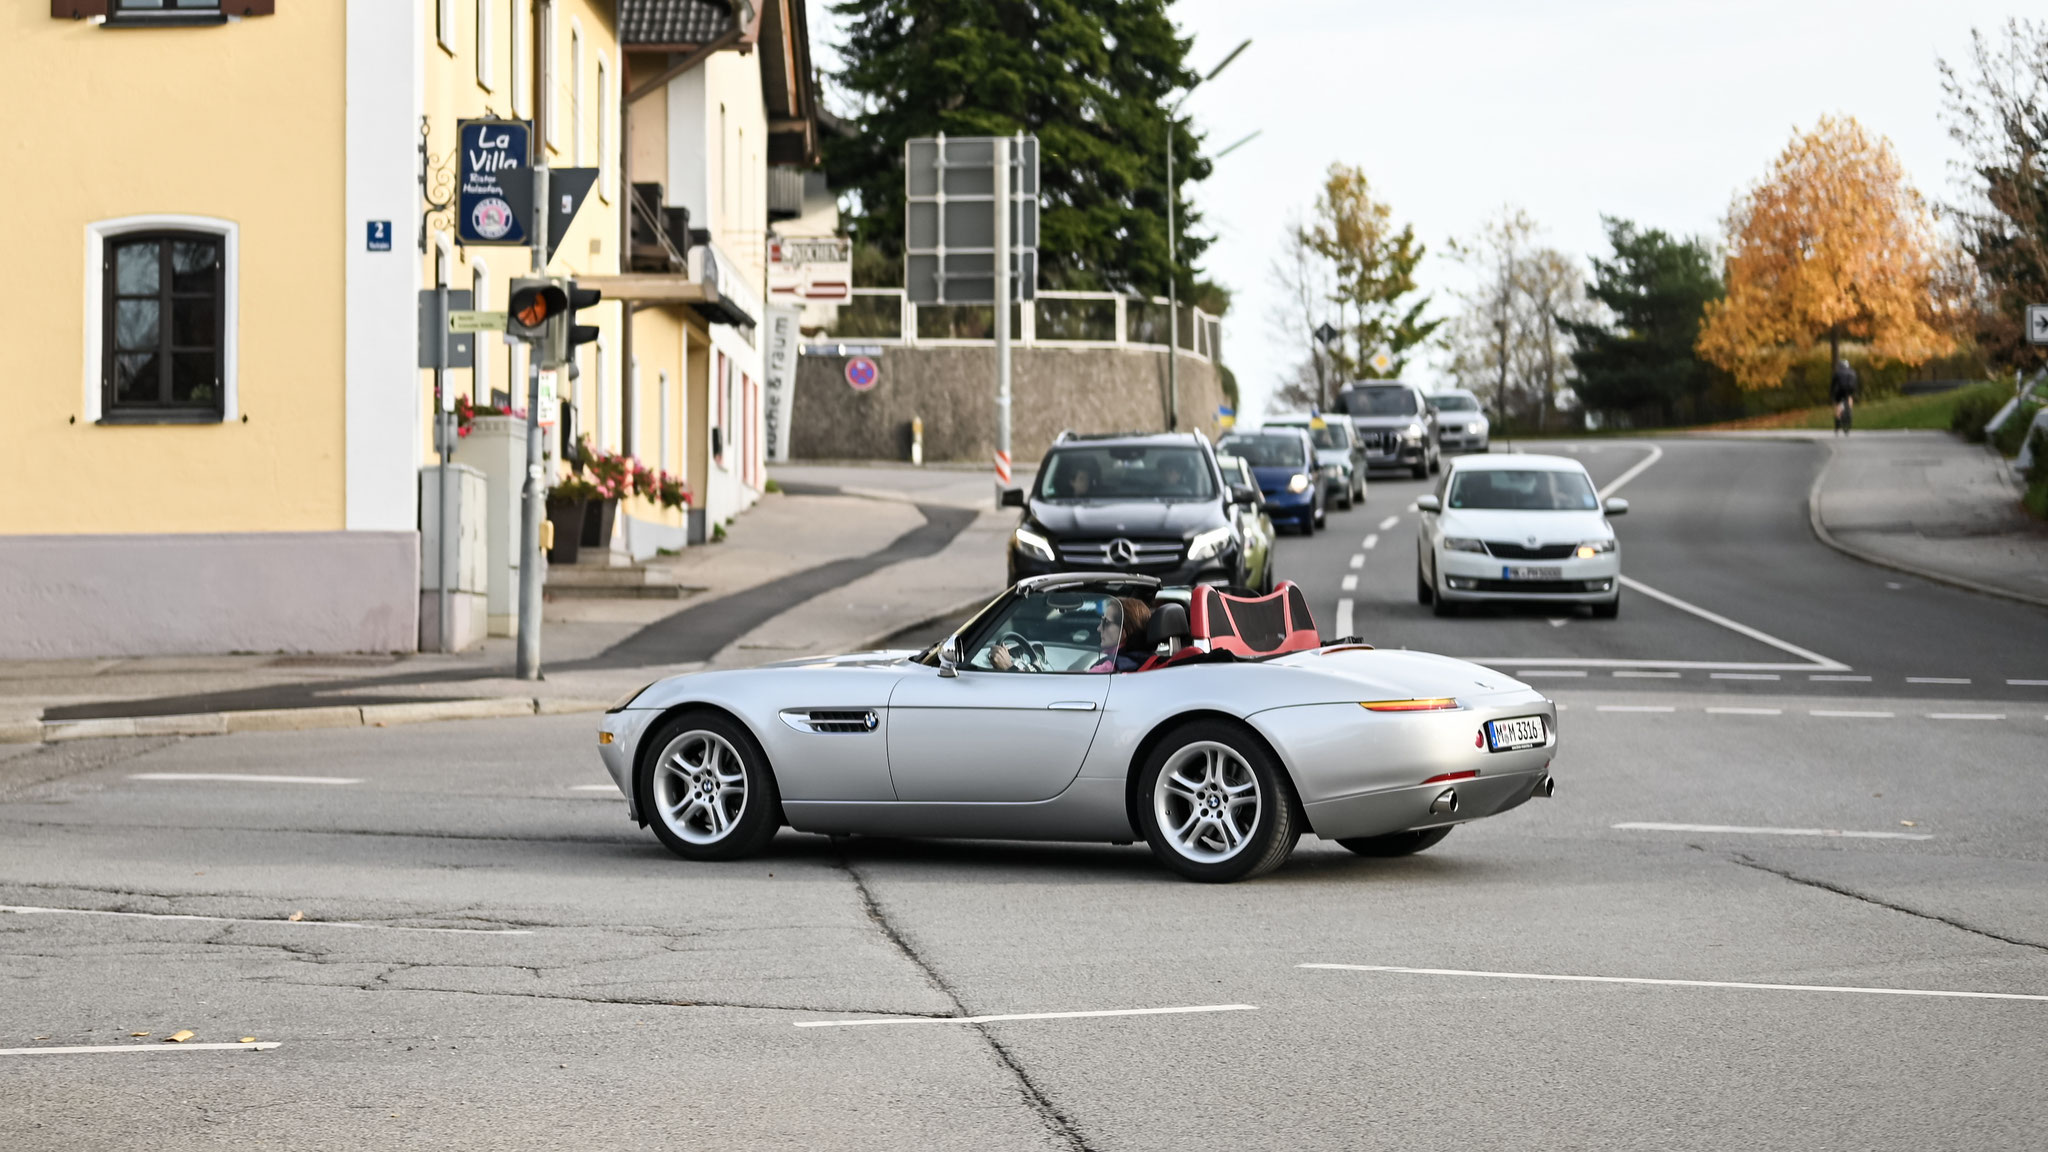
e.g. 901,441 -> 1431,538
780,709 -> 879,734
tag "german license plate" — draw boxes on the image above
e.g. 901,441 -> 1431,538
1503,565 -> 1562,580
1486,715 -> 1547,751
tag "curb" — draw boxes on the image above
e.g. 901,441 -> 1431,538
1806,440 -> 2048,612
1,696 -> 607,747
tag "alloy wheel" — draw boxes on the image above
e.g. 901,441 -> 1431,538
1152,741 -> 1263,863
653,729 -> 749,844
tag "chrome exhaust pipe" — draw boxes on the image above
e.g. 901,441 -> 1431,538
1532,775 -> 1556,799
1429,788 -> 1460,816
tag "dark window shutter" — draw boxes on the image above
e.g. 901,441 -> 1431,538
230,1 -> 276,13
51,1 -> 109,17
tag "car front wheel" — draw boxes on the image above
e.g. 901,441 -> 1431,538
637,710 -> 782,862
1137,721 -> 1299,882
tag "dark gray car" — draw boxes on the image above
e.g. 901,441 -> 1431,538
1339,381 -> 1440,479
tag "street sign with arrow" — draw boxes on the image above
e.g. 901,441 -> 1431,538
2028,304 -> 2048,346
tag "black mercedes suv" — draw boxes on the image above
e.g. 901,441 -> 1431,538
1002,431 -> 1254,587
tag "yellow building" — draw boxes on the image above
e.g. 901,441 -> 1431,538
2,1 -> 808,658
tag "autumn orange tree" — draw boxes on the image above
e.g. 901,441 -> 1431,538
1698,115 -> 1960,388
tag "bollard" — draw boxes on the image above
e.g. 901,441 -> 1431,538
911,416 -> 924,467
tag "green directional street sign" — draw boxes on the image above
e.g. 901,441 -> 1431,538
449,310 -> 508,333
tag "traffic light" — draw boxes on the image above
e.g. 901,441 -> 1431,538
507,278 -> 566,341
560,280 -> 602,364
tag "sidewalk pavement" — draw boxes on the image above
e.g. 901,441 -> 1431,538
0,467 -> 1012,741
1806,430 -> 2048,608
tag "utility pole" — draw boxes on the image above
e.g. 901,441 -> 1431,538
1166,131 -> 1178,432
515,164 -> 550,681
993,135 -> 1012,505
433,244 -> 454,654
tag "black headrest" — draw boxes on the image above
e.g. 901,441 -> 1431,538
1146,602 -> 1190,645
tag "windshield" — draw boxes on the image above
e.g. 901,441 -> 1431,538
967,591 -> 1142,674
1036,446 -> 1215,501
1342,386 -> 1419,417
1432,394 -> 1480,412
1447,469 -> 1599,511
1218,434 -> 1306,469
1273,422 -> 1350,450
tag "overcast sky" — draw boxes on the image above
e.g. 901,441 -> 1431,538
808,1 -> 2020,417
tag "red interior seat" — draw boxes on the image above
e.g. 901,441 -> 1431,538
1190,583 -> 1321,657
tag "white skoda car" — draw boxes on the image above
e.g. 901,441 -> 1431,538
1415,455 -> 1627,618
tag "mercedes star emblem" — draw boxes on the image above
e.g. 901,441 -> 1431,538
1108,538 -> 1139,566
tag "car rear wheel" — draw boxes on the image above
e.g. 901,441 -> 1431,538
1137,722 -> 1299,882
1338,826 -> 1452,857
637,710 -> 782,862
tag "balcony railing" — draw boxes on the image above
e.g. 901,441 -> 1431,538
809,288 -> 1222,363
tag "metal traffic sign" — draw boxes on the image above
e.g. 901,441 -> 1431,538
458,119 -> 532,246
493,167 -> 599,263
449,310 -> 508,333
1314,322 -> 1339,346
845,356 -> 880,391
904,135 -> 1039,305
2028,304 -> 2048,346
417,289 -> 474,370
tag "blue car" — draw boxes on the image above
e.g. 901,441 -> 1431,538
1218,428 -> 1326,535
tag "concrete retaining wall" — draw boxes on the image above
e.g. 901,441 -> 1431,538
0,532 -> 419,658
791,346 -> 1227,464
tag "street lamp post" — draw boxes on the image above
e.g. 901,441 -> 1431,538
1164,38 -> 1250,431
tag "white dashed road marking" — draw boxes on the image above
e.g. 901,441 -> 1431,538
1335,600 -> 1355,638
2010,679 -> 2048,687
1811,674 -> 1871,682
1596,705 -> 1675,713
1300,965 -> 2048,1003
0,905 -> 533,935
1340,575 -> 1358,591
796,1004 -> 1258,1029
1614,670 -> 1680,678
1909,677 -> 1972,685
570,784 -> 619,792
1927,713 -> 2004,721
1348,554 -> 1364,569
1362,534 -> 1379,549
1710,672 -> 1779,681
1378,515 -> 1400,531
1810,710 -> 1894,718
0,1042 -> 283,1057
129,773 -> 361,786
1706,707 -> 1782,715
1516,670 -> 1588,678
1612,822 -> 1932,841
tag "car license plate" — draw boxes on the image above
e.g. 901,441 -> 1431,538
1486,715 -> 1546,751
1503,565 -> 1562,580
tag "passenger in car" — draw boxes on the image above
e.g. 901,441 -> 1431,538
1090,597 -> 1154,673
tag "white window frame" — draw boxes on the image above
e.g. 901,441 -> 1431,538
541,0 -> 560,152
595,52 -> 611,202
84,214 -> 239,424
470,256 -> 491,404
658,369 -> 671,471
475,0 -> 495,91
510,1 -> 530,119
436,0 -> 456,54
595,339 -> 609,455
569,20 -> 584,166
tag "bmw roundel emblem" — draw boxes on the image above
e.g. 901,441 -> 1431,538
863,711 -> 879,731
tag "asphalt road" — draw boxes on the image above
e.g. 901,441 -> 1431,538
5,438 -> 2047,1150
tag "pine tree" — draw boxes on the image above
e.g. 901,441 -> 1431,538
825,0 -> 1212,297
1564,218 -> 1727,426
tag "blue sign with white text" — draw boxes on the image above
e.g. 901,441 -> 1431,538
458,119 -> 532,246
366,220 -> 392,251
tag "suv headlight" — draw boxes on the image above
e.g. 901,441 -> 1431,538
1013,525 -> 1055,562
1443,536 -> 1487,554
1188,525 -> 1236,561
1403,423 -> 1425,440
1287,473 -> 1311,493
1576,539 -> 1617,559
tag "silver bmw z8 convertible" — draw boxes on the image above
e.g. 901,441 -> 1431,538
595,573 -> 1558,882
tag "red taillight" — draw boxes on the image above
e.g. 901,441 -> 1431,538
1359,698 -> 1459,713
1474,730 -> 1484,748
1423,770 -> 1479,785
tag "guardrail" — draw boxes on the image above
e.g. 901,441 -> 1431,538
809,287 -> 1222,362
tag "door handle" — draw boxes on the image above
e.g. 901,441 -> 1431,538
1047,701 -> 1098,711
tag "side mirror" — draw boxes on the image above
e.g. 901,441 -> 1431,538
1229,484 -> 1258,506
1415,495 -> 1441,513
938,639 -> 961,678
999,487 -> 1025,508
1603,497 -> 1629,516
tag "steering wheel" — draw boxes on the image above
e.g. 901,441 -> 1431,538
995,631 -> 1044,671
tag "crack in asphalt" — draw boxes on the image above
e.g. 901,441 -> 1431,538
1725,852 -> 2048,953
834,844 -> 1096,1152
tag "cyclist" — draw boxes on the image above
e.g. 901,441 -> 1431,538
1830,357 -> 1860,435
